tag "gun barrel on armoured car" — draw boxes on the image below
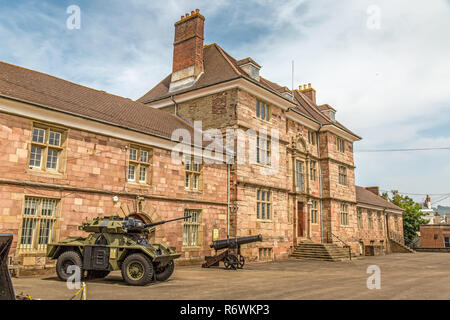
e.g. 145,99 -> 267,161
46,215 -> 190,286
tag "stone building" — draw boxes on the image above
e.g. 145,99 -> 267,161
138,10 -> 405,258
0,9 -> 405,273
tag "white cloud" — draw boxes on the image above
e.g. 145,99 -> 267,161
1,0 -> 449,204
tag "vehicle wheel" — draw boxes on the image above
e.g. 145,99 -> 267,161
56,250 -> 83,281
86,270 -> 110,280
155,261 -> 174,281
121,253 -> 154,286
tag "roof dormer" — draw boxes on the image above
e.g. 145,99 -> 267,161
237,57 -> 261,81
318,104 -> 337,122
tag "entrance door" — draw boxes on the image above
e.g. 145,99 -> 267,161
297,202 -> 304,237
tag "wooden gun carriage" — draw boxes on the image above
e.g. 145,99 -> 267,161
202,235 -> 263,270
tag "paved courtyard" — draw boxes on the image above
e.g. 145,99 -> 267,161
11,253 -> 450,300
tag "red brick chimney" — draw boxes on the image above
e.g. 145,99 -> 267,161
365,186 -> 380,196
169,9 -> 205,92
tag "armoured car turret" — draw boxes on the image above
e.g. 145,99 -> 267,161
47,215 -> 189,286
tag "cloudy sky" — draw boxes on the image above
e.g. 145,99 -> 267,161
1,0 -> 449,205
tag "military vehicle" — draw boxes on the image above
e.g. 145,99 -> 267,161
47,215 -> 188,286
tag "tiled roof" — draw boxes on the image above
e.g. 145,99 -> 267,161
356,186 -> 404,212
138,43 -> 360,139
0,61 -> 195,141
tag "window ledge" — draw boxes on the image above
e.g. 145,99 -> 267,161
126,182 -> 151,188
185,189 -> 203,194
27,168 -> 65,179
182,246 -> 202,251
256,219 -> 273,223
252,116 -> 273,125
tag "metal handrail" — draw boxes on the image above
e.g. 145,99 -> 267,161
327,231 -> 352,260
388,230 -> 405,245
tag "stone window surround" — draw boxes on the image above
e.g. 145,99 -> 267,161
340,202 -> 349,226
338,165 -> 348,186
310,200 -> 318,224
258,247 -> 273,261
257,189 -> 272,221
337,136 -> 345,153
309,160 -> 317,181
28,122 -> 67,174
308,130 -> 316,146
17,195 -> 60,254
184,154 -> 203,191
255,99 -> 271,122
357,208 -> 363,229
127,144 -> 152,185
182,209 -> 202,248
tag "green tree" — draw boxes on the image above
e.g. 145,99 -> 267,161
382,190 -> 428,243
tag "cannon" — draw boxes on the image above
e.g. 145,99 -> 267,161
0,234 -> 15,300
202,235 -> 263,270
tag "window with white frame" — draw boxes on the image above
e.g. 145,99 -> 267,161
340,203 -> 349,226
183,209 -> 201,246
296,160 -> 304,192
394,216 -> 399,231
19,197 -> 58,251
256,134 -> 271,165
256,100 -> 270,122
311,200 -> 318,224
185,155 -> 202,190
128,146 -> 151,184
257,189 -> 271,220
337,137 -> 345,153
29,124 -> 65,172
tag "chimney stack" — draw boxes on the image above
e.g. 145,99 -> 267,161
170,9 -> 205,92
435,212 -> 441,224
365,186 -> 380,196
299,83 -> 316,104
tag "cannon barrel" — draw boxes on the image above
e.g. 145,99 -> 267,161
210,234 -> 263,250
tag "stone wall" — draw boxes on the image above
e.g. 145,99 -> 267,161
0,111 -> 228,270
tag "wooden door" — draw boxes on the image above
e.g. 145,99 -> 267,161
297,202 -> 304,237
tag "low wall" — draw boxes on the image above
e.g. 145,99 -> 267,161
415,248 -> 450,253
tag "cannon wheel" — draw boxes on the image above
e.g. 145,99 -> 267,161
237,255 -> 245,269
224,255 -> 239,270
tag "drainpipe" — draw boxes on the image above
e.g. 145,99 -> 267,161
170,95 -> 178,115
317,124 -> 324,243
384,209 -> 390,253
227,163 -> 231,239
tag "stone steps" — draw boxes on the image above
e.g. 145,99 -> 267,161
290,242 -> 353,262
